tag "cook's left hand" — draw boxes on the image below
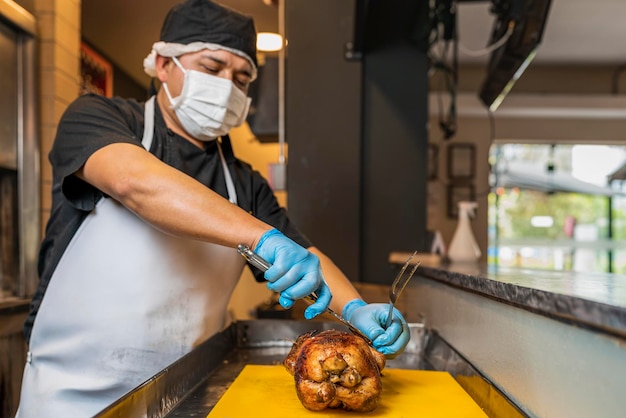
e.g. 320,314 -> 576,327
342,299 -> 410,358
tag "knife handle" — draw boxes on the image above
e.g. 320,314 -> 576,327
237,244 -> 271,271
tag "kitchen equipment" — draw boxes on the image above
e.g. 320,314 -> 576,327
384,250 -> 420,329
237,244 -> 373,345
208,364 -> 488,417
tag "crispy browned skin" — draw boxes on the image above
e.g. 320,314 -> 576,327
283,330 -> 386,412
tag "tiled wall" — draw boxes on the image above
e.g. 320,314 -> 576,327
34,0 -> 82,232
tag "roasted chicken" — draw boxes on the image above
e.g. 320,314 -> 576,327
283,329 -> 386,412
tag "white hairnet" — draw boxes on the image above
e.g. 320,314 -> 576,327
143,41 -> 257,81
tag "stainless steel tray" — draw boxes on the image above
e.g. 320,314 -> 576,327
93,319 -> 427,417
94,319 -> 525,418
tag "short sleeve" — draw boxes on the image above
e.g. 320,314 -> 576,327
49,94 -> 145,210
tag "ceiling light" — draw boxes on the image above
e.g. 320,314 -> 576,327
257,32 -> 283,52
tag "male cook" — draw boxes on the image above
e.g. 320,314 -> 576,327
16,1 -> 410,416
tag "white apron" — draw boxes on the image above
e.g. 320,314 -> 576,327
16,97 -> 245,418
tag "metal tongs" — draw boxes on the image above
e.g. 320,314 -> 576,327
384,251 -> 420,329
237,244 -> 373,346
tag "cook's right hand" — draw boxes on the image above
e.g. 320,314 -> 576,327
255,229 -> 332,319
342,299 -> 410,359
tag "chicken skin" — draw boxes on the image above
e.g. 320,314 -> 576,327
284,329 -> 386,412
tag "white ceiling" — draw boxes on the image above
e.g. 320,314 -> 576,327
82,0 -> 626,88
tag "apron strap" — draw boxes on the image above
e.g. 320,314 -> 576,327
142,96 -> 156,151
217,140 -> 238,205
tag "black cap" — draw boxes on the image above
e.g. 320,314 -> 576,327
160,0 -> 257,67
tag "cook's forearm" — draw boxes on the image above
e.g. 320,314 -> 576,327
309,247 -> 362,314
78,143 -> 270,249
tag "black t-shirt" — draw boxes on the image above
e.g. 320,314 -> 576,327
24,93 -> 311,342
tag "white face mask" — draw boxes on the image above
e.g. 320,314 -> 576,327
163,57 -> 252,141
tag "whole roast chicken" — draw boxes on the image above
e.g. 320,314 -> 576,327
283,329 -> 386,412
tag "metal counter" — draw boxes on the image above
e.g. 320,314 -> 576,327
94,319 -> 525,418
92,261 -> 626,418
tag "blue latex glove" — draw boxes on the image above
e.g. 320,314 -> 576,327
342,299 -> 410,358
255,229 -> 332,319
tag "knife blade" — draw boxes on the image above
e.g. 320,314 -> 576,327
237,244 -> 374,346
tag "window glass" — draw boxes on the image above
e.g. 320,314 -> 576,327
489,143 -> 626,273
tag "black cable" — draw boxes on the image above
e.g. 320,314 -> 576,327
488,107 -> 496,144
428,0 -> 459,140
469,108 -> 497,200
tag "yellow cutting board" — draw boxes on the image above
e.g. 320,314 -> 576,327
208,365 -> 488,417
